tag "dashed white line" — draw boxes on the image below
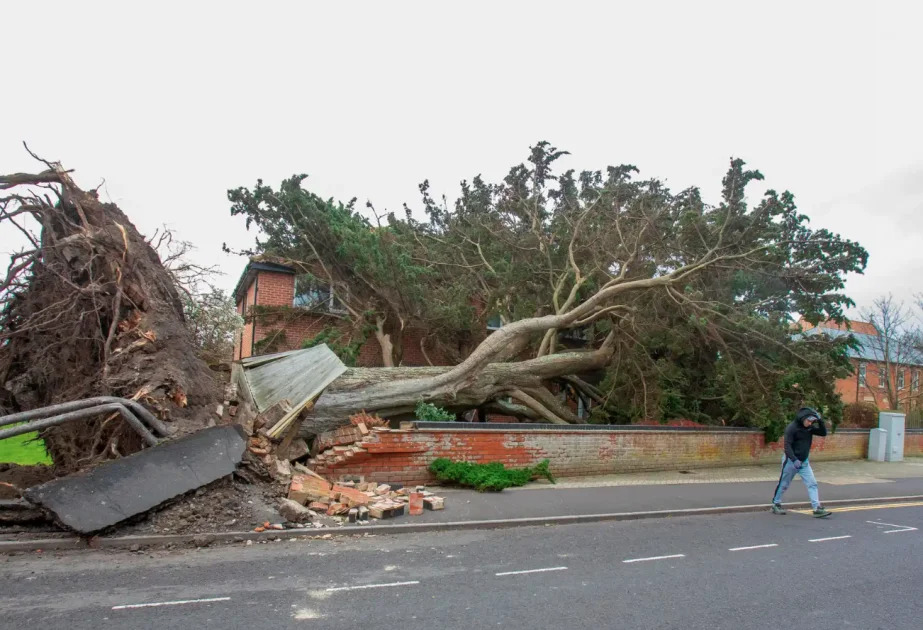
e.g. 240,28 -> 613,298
112,597 -> 231,610
622,554 -> 685,564
326,581 -> 420,592
495,566 -> 568,577
728,544 -> 778,552
810,535 -> 852,543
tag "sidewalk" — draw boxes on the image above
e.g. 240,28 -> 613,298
411,458 -> 923,524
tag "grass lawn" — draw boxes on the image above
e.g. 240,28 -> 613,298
0,428 -> 52,465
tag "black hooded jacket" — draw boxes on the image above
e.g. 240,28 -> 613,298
783,408 -> 827,463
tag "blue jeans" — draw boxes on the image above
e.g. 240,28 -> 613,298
772,455 -> 820,509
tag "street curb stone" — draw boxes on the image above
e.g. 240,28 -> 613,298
2,494 -> 921,553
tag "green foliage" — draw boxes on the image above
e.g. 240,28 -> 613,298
414,401 -> 455,422
253,329 -> 288,355
303,322 -> 375,367
429,458 -> 555,491
230,143 -> 868,433
181,288 -> 243,366
842,402 -> 879,428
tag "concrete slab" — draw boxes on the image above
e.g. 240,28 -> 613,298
23,426 -> 247,534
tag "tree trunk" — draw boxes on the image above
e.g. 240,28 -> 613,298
299,341 -> 615,436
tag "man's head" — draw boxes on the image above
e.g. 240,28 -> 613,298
796,407 -> 821,427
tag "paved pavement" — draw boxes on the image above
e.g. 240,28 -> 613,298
400,458 -> 923,525
2,502 -> 922,629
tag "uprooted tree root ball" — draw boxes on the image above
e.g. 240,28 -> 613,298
0,147 -> 220,473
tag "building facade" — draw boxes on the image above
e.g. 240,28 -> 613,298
231,259 -> 447,366
799,319 -> 923,411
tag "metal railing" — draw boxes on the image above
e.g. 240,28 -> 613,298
0,397 -> 171,446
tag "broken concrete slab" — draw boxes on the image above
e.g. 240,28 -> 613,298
23,425 -> 247,534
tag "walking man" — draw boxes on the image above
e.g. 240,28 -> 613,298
771,407 -> 832,517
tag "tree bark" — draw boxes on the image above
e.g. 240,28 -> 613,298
299,341 -> 615,436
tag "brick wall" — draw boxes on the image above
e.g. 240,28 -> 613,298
234,280 -> 258,360
906,430 -> 923,457
311,426 -> 873,485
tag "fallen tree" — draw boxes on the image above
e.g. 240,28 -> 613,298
0,146 -> 219,472
231,143 -> 867,439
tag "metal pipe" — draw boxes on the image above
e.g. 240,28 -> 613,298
0,403 -> 159,447
0,397 -> 170,437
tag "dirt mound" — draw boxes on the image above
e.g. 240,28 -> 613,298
0,464 -> 55,499
0,154 -> 219,474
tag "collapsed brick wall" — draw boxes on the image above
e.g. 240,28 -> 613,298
311,427 -> 874,485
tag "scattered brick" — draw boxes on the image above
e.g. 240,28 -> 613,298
423,497 -> 445,511
409,493 -> 424,516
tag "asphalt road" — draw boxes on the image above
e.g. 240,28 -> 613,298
2,503 -> 922,629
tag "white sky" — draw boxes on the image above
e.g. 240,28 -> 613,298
2,1 -> 921,316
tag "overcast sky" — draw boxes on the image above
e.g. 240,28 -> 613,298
2,1 -> 920,317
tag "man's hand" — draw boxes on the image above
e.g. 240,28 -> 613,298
793,460 -> 802,470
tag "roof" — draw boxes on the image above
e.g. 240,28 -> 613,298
800,327 -> 923,367
232,259 -> 296,303
235,346 -> 347,421
797,318 -> 878,337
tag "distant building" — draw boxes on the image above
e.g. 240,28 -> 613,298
799,319 -> 923,410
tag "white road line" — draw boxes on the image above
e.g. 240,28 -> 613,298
495,566 -> 568,577
112,597 -> 231,610
622,554 -> 685,564
867,520 -> 918,534
326,581 -> 420,592
728,544 -> 778,552
809,536 -> 852,543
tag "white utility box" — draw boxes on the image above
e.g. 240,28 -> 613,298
868,428 -> 887,462
879,412 -> 905,462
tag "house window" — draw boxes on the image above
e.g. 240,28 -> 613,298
898,369 -> 905,390
486,315 -> 503,330
914,371 -> 920,391
878,367 -> 887,389
293,275 -> 346,313
858,363 -> 867,385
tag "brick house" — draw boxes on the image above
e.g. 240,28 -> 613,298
231,259 -> 449,366
799,318 -> 923,411
231,258 -> 598,421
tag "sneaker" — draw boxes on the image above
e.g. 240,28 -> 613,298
771,503 -> 786,515
813,506 -> 832,518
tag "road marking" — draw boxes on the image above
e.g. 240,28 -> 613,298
326,581 -> 420,592
867,520 -> 918,534
622,554 -> 685,564
495,566 -> 568,577
728,544 -> 778,552
794,501 -> 923,514
112,597 -> 231,610
809,535 -> 852,543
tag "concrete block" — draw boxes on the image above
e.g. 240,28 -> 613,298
24,426 -> 247,534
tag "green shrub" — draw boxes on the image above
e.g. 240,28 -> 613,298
429,458 -> 556,492
415,401 -> 455,422
842,402 -> 878,428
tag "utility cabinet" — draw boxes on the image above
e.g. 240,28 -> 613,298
868,428 -> 887,462
879,412 -> 905,462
